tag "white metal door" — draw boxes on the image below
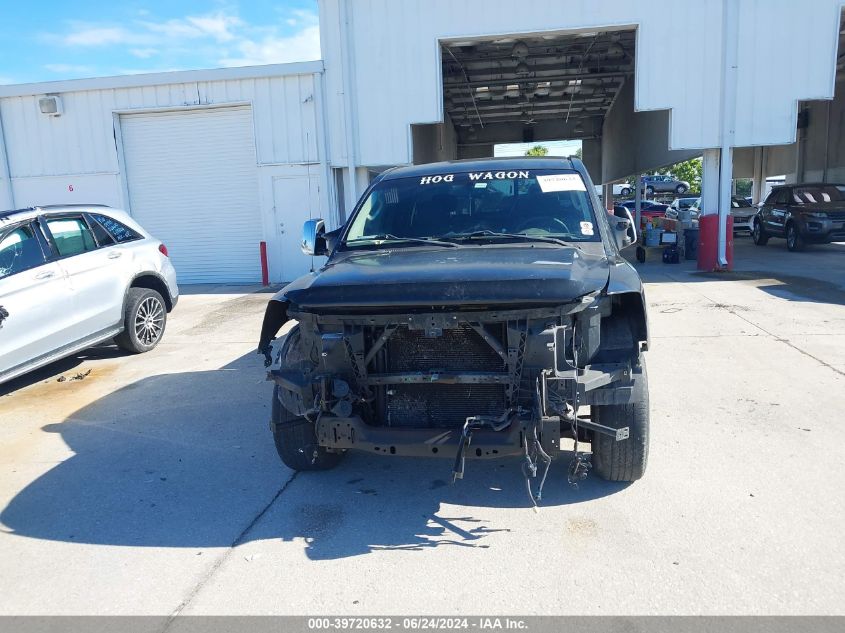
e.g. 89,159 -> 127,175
120,106 -> 261,284
272,174 -> 321,281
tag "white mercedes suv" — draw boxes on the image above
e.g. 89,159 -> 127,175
0,204 -> 178,385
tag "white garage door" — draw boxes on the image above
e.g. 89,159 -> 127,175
121,106 -> 261,284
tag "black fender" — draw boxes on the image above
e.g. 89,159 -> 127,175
258,298 -> 289,360
605,259 -> 649,352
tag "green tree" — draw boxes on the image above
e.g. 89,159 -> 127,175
574,147 -> 583,159
734,178 -> 752,197
525,145 -> 549,156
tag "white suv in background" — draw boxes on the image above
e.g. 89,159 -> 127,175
0,205 -> 178,385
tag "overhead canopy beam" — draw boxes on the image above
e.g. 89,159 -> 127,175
443,70 -> 631,88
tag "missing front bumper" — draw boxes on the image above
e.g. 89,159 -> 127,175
310,416 -> 561,459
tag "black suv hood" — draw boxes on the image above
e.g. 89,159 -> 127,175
280,245 -> 610,310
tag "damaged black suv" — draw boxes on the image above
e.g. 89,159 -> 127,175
259,158 -> 648,502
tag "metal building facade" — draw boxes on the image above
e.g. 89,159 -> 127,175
319,0 -> 843,185
2,0 -> 845,280
0,62 -> 331,283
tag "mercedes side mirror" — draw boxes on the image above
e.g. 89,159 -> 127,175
301,218 -> 328,256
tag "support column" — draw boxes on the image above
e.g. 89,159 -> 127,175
795,108 -> 807,183
634,174 -> 642,232
717,147 -> 733,266
699,148 -> 733,271
751,146 -> 764,205
603,183 -> 613,210
714,0 -> 739,268
701,149 -> 720,217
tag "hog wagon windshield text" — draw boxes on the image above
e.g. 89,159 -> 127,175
344,170 -> 601,247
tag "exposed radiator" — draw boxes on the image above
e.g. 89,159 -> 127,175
383,324 -> 506,428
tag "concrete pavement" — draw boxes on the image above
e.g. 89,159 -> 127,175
1,242 -> 843,616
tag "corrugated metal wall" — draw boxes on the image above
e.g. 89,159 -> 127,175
0,73 -> 321,179
0,68 -> 329,282
320,0 -> 844,169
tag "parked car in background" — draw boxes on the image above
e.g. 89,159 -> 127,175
616,201 -> 669,224
730,195 -> 755,234
688,196 -> 754,235
665,197 -> 699,220
618,200 -> 665,211
0,205 -> 178,384
641,175 -> 690,195
594,182 -> 633,197
753,183 -> 845,251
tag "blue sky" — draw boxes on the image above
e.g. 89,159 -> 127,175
0,0 -> 321,85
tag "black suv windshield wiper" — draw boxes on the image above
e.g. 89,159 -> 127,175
443,230 -> 581,249
345,233 -> 458,248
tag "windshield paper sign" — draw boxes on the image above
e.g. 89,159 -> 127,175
536,173 -> 586,193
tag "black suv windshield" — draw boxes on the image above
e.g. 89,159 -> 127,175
345,169 -> 600,247
792,185 -> 845,204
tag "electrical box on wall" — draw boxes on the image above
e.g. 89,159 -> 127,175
38,95 -> 63,117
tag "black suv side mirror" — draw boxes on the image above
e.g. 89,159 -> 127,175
301,218 -> 328,256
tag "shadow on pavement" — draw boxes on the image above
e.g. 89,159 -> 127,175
250,453 -> 627,560
0,352 -> 626,558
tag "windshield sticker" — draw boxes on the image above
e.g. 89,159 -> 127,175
419,174 -> 455,184
468,170 -> 529,181
536,173 -> 586,193
580,221 -> 594,236
384,188 -> 399,204
474,182 -> 488,188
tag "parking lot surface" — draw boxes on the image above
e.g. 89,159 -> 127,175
1,240 -> 844,615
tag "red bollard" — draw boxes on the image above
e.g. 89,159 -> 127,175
259,241 -> 270,286
697,215 -> 734,271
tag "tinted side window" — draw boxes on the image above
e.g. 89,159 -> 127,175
90,213 -> 142,243
46,217 -> 97,257
86,215 -> 115,247
0,224 -> 46,280
775,189 -> 790,205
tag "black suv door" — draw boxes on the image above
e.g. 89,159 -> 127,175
767,187 -> 792,236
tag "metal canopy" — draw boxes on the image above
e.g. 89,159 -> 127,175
441,29 -> 636,143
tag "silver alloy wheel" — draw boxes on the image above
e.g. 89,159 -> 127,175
787,225 -> 796,249
134,296 -> 165,346
753,222 -> 761,242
